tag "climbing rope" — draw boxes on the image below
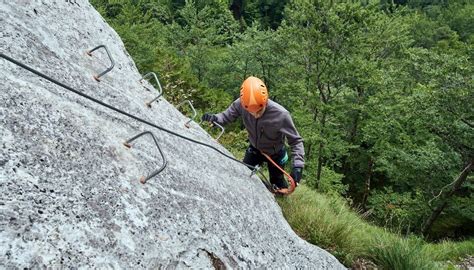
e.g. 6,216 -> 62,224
261,152 -> 296,195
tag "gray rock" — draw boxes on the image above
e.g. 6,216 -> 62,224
0,1 -> 345,269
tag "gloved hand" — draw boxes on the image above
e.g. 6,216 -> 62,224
291,167 -> 303,185
201,113 -> 217,123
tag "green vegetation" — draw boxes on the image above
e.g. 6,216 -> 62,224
279,185 -> 474,268
91,0 -> 473,267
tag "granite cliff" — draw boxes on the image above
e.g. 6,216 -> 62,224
0,1 -> 344,268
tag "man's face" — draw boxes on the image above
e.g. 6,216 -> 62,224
249,106 -> 266,119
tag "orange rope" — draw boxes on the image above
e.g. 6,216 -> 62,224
260,151 -> 296,195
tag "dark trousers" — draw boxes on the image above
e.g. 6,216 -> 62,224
243,145 -> 288,189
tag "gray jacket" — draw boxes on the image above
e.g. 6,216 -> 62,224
215,99 -> 305,168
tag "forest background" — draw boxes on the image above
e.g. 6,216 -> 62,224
90,0 -> 473,267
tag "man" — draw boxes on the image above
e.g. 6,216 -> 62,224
202,76 -> 304,192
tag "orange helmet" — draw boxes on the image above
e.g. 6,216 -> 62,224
240,76 -> 268,113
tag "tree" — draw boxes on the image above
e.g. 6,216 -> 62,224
230,0 -> 289,29
422,159 -> 473,237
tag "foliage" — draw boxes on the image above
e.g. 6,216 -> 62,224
91,0 -> 473,248
306,166 -> 348,196
230,0 -> 289,30
278,185 -> 474,268
367,187 -> 430,233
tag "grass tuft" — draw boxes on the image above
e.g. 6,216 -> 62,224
277,185 -> 474,268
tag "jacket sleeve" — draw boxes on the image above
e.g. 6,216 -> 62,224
214,99 -> 242,126
281,112 -> 305,168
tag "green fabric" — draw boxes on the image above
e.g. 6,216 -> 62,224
280,151 -> 288,165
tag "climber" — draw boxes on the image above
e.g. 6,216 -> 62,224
202,76 -> 304,193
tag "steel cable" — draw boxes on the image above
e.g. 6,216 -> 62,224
0,53 -> 258,171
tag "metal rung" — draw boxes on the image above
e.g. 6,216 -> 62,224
176,100 -> 197,128
123,131 -> 167,184
211,121 -> 225,141
86,45 -> 115,82
0,53 -> 256,177
199,120 -> 225,142
140,72 -> 163,108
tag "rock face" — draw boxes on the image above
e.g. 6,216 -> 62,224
0,1 -> 344,269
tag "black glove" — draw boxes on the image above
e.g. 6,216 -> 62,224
291,167 -> 303,185
201,113 -> 217,123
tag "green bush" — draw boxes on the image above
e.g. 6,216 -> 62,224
367,187 -> 430,234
